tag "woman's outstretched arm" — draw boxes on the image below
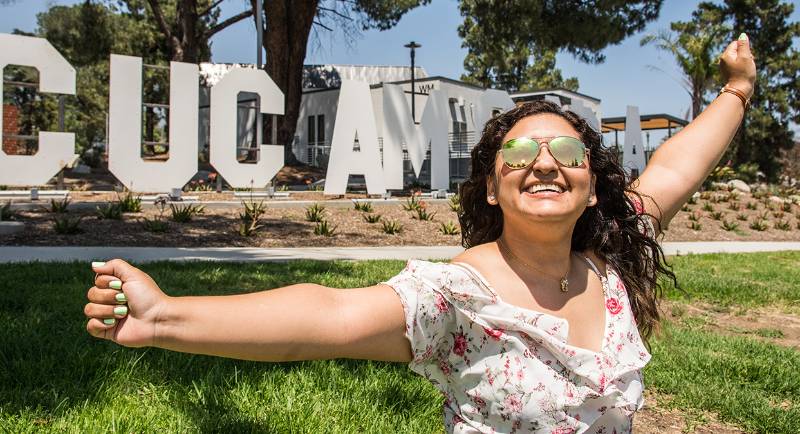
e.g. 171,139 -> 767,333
633,34 -> 757,231
85,259 -> 413,363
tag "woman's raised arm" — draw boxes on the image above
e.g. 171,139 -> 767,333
85,259 -> 413,363
632,34 -> 757,232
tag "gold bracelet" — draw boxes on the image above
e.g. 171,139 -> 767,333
720,85 -> 750,110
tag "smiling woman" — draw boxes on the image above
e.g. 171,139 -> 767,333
84,34 -> 757,434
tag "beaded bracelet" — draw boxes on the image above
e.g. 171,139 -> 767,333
720,85 -> 750,110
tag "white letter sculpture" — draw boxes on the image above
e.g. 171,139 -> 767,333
324,80 -> 386,195
108,55 -> 199,192
474,89 -> 516,141
0,34 -> 76,186
381,84 -> 450,190
622,105 -> 646,178
210,68 -> 285,188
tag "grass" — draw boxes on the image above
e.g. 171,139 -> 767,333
1,252 -> 799,432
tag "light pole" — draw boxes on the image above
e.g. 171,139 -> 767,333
404,41 -> 421,122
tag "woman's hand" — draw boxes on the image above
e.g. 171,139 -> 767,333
720,33 -> 757,98
85,259 -> 170,348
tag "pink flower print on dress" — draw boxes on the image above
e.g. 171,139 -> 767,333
453,332 -> 468,356
439,358 -> 452,376
551,424 -> 577,434
471,394 -> 487,409
616,278 -> 627,294
606,297 -> 623,315
503,393 -> 523,414
483,326 -> 505,341
434,292 -> 450,313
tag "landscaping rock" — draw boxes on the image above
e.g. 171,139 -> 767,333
727,179 -> 751,193
711,182 -> 730,191
769,196 -> 786,204
0,222 -> 24,236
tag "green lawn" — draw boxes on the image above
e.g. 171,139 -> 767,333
1,252 -> 798,432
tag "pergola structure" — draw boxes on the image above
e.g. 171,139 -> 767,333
601,113 -> 688,151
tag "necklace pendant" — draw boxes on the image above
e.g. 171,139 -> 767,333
560,277 -> 569,292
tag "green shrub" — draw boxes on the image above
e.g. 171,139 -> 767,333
170,203 -> 205,223
745,202 -> 758,210
749,219 -> 768,231
688,212 -> 701,222
702,202 -> 714,212
402,195 -> 423,212
381,219 -> 403,235
721,220 -> 739,231
53,215 -> 83,234
305,203 -> 326,222
735,162 -> 759,183
687,195 -> 697,205
141,217 -> 169,233
96,203 -> 123,220
313,219 -> 338,237
0,201 -> 16,221
710,211 -> 724,221
680,204 -> 692,212
688,221 -> 702,231
774,219 -> 791,231
49,197 -> 71,213
449,194 -> 461,212
728,201 -> 741,211
116,191 -> 142,213
362,213 -> 381,223
352,200 -> 374,213
736,213 -> 748,221
439,221 -> 460,235
413,207 -> 436,221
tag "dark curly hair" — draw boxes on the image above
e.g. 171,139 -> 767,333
457,100 -> 676,341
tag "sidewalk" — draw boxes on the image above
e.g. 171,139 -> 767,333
0,242 -> 799,263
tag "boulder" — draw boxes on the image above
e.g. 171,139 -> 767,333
727,179 -> 751,193
0,222 -> 24,235
769,196 -> 785,204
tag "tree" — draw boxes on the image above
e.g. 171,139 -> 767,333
458,0 -> 663,92
697,0 -> 799,180
107,1 -> 252,64
12,2 -> 171,161
640,10 -> 730,119
250,0 -> 430,166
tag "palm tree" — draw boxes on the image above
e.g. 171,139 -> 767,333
641,18 -> 729,120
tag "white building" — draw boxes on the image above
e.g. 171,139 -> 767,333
198,64 -> 604,188
292,65 -> 602,187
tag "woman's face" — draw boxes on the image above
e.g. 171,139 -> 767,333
487,113 -> 596,227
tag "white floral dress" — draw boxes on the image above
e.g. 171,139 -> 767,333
382,255 -> 650,434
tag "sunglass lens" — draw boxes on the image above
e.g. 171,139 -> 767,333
549,137 -> 586,167
502,138 -> 538,169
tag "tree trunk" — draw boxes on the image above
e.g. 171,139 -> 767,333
262,0 -> 317,167
178,0 -> 199,63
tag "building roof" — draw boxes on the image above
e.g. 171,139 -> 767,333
302,64 -> 428,89
511,88 -> 601,104
601,113 -> 688,133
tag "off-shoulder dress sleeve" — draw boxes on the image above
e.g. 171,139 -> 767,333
381,260 -> 456,373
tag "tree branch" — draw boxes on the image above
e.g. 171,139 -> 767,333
206,9 -> 254,38
313,20 -> 333,32
318,6 -> 353,21
146,0 -> 174,41
198,0 -> 224,18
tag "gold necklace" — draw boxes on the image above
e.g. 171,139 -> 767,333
497,239 -> 571,292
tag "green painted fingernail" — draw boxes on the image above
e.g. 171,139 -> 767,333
738,32 -> 747,41
103,318 -> 116,325
109,280 -> 122,290
114,306 -> 128,316
115,293 -> 127,303
92,261 -> 105,268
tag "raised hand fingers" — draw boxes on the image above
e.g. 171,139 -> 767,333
84,302 -> 128,320
87,285 -> 128,305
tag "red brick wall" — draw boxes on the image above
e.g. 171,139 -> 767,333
2,104 -> 25,155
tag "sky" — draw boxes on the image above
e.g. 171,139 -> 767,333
2,0 -> 798,145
